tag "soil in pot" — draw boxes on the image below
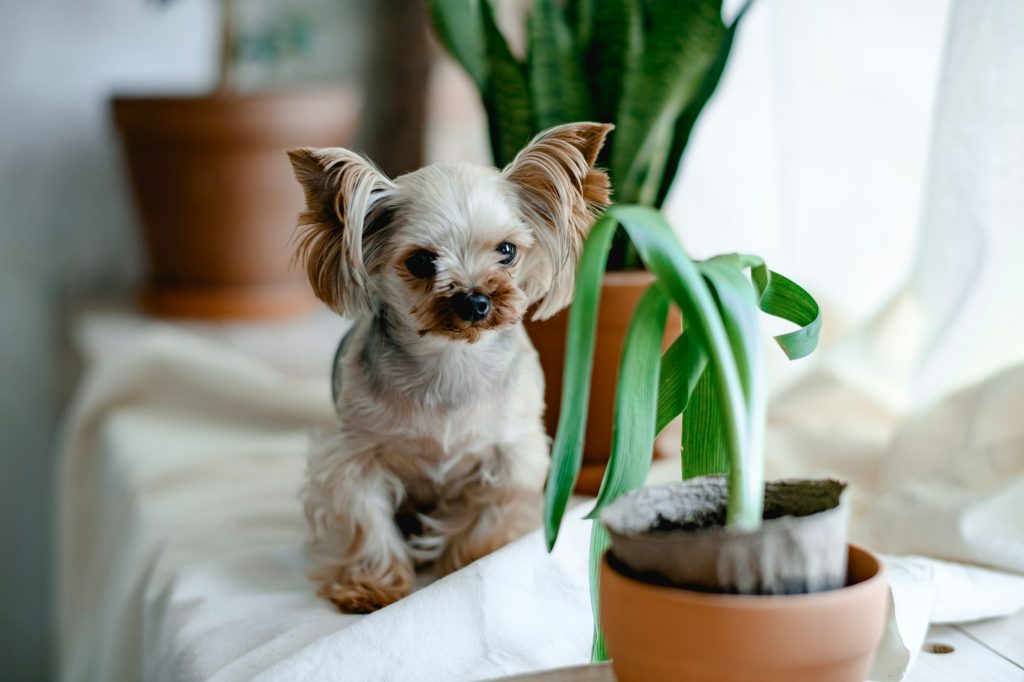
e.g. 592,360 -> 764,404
598,478 -> 887,682
525,271 -> 681,494
601,476 -> 850,594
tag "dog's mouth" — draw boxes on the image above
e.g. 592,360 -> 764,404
413,286 -> 526,343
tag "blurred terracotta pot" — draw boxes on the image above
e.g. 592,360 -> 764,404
112,89 -> 360,318
525,271 -> 680,494
600,544 -> 889,682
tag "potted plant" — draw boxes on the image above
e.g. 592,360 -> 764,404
428,0 -> 750,491
544,205 -> 889,680
112,0 -> 360,318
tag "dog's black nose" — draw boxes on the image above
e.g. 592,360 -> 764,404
453,292 -> 491,322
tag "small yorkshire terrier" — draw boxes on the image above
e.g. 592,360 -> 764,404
287,122 -> 613,613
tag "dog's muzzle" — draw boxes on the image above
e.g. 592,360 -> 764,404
451,292 -> 491,322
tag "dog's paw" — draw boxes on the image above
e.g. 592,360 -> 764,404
318,574 -> 413,614
436,536 -> 504,576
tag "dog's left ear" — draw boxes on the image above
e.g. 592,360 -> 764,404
288,147 -> 395,316
503,122 -> 614,320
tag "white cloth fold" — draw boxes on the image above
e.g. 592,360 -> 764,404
57,314 -> 1024,682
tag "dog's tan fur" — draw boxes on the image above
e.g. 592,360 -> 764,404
289,122 -> 613,613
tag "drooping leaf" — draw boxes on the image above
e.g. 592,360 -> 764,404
426,0 -> 488,91
527,0 -> 591,130
698,259 -> 765,528
545,205 -> 751,548
655,331 -> 707,434
543,212 -> 619,550
704,253 -> 823,360
480,0 -> 533,166
654,0 -> 752,205
586,284 -> 669,518
682,369 -> 728,477
751,266 -> 821,359
612,0 -> 726,205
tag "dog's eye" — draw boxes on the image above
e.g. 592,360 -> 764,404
405,250 -> 437,278
497,241 -> 516,266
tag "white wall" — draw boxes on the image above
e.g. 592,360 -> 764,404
0,0 -> 368,677
0,2 -> 217,677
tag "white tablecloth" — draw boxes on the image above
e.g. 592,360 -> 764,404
56,310 -> 1024,682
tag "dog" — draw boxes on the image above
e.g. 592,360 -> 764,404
287,122 -> 613,613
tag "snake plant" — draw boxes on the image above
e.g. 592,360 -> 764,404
543,205 -> 822,657
428,0 -> 750,268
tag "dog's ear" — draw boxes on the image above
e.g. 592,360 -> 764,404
287,147 -> 395,315
503,122 -> 614,320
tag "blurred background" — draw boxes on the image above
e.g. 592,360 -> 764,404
6,0 -> 1022,678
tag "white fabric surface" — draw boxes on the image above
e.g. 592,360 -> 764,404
57,309 -> 1024,682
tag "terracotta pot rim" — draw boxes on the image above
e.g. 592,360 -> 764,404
599,269 -> 656,286
603,543 -> 885,609
110,86 -> 359,106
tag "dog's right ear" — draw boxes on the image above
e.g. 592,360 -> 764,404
287,147 -> 395,315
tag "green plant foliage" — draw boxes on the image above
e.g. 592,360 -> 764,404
527,0 -> 591,130
427,0 -> 751,266
542,205 -> 821,659
480,1 -> 534,167
427,0 -> 488,90
586,285 -> 669,518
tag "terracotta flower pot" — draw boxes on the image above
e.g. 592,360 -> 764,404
600,544 -> 889,682
525,271 -> 680,494
112,89 -> 360,318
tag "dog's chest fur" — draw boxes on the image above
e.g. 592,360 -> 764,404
335,310 -> 545,490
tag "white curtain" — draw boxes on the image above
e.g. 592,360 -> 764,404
668,1 -> 1024,677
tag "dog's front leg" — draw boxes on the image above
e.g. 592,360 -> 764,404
303,432 -> 413,613
434,437 -> 549,575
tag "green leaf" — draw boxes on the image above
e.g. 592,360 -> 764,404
682,369 -> 728,477
612,0 -> 726,205
583,0 -> 641,152
589,521 -> 610,661
568,0 -> 594,53
654,0 -> 752,205
480,0 -> 533,166
655,331 -> 707,434
527,0 -> 591,130
697,259 -> 765,528
545,205 -> 751,548
426,0 -> 488,90
543,211 -> 619,550
586,284 -> 669,518
751,266 -> 822,360
703,253 -> 823,360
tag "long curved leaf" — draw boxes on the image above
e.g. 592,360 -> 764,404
655,331 -> 707,434
527,0 -> 590,130
682,371 -> 727,478
697,260 -> 765,527
611,0 -> 725,205
586,284 -> 669,517
704,253 -> 823,360
542,212 -> 619,550
480,0 -> 533,166
427,0 -> 488,90
654,0 -> 752,205
544,205 -> 752,547
751,266 -> 821,359
583,0 -> 640,155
